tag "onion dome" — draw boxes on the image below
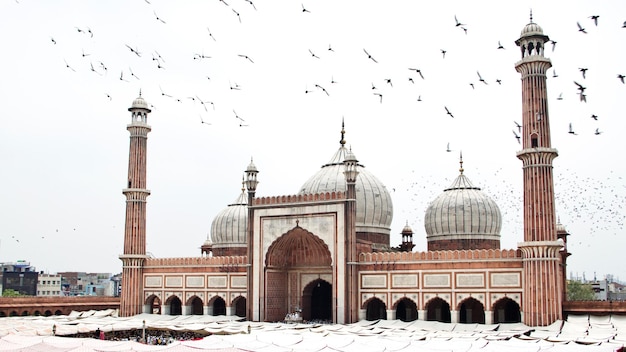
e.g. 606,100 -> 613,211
424,156 -> 501,251
209,183 -> 248,256
298,123 -> 393,238
520,22 -> 543,37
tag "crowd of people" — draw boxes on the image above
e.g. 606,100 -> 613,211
68,328 -> 208,345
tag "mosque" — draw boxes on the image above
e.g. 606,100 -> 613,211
119,20 -> 570,327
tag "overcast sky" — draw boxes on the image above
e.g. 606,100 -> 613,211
0,1 -> 624,281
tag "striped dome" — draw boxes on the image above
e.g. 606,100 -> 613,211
424,165 -> 501,250
210,188 -> 248,249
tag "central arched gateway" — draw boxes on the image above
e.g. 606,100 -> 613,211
264,225 -> 333,322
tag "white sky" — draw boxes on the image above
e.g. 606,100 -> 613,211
0,1 -> 624,281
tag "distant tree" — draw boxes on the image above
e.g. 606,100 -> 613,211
567,280 -> 596,301
2,289 -> 24,297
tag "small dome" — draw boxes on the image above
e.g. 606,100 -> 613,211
298,143 -> 393,236
401,222 -> 413,235
210,188 -> 248,249
129,94 -> 150,111
424,164 -> 501,251
520,22 -> 543,37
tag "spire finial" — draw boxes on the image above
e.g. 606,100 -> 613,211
529,9 -> 533,23
459,151 -> 464,174
340,118 -> 346,146
241,175 -> 245,192
139,89 -> 142,97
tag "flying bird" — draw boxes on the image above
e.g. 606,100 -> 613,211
595,128 -> 602,135
363,48 -> 378,63
308,49 -> 320,59
477,71 -> 487,84
125,44 -> 141,57
373,92 -> 383,103
514,121 -> 522,133
199,115 -> 211,125
233,110 -> 244,122
579,67 -> 588,79
207,27 -> 217,41
244,0 -> 256,10
315,84 -> 329,96
301,3 -> 310,13
385,78 -> 393,87
548,40 -> 557,52
513,130 -> 521,144
591,114 -> 598,121
238,54 -> 254,63
153,10 -> 166,23
497,41 -> 505,49
440,49 -> 447,58
454,15 -> 465,27
557,93 -> 563,100
568,123 -> 577,135
50,37 -> 56,44
445,106 -> 454,118
408,68 -> 424,79
577,22 -> 587,33
328,44 -> 334,52
232,9 -> 241,22
446,143 -> 452,152
574,81 -> 586,93
589,15 -> 599,26
618,74 -> 625,84
64,59 -> 76,72
552,70 -> 558,78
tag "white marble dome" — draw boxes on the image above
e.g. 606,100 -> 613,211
129,94 -> 150,111
209,188 -> 248,249
298,142 -> 393,236
424,166 -> 501,248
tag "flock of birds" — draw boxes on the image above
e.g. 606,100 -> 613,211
3,1 -> 625,278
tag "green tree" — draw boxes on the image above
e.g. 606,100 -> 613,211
1,289 -> 24,297
567,280 -> 596,301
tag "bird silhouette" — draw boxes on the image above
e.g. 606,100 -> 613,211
244,0 -> 256,10
445,106 -> 454,118
153,10 -> 166,23
513,130 -> 521,144
579,68 -> 588,79
589,15 -> 599,26
308,49 -> 320,59
50,37 -> 56,44
207,27 -> 217,41
238,54 -> 254,63
373,92 -> 382,103
408,77 -> 414,84
548,40 -> 557,52
552,70 -> 558,78
577,22 -> 587,33
64,59 -> 76,72
446,143 -> 452,152
514,121 -> 522,133
315,84 -> 329,96
557,93 -> 563,100
568,123 -> 577,135
385,78 -> 393,87
495,79 -> 502,85
301,3 -> 310,13
454,15 -> 465,27
591,114 -> 598,121
595,128 -> 602,135
232,9 -> 241,22
408,68 -> 424,79
363,49 -> 378,63
618,74 -> 625,84
497,41 -> 505,49
328,44 -> 334,52
574,81 -> 586,93
477,71 -> 487,84
125,44 -> 141,57
233,110 -> 244,122
199,114 -> 211,125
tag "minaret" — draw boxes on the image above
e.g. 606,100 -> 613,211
514,15 -> 563,326
119,93 -> 152,317
343,140 -> 359,323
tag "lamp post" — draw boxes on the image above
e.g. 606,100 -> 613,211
142,319 -> 146,343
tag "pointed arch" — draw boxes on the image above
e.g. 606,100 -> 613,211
265,226 -> 332,268
210,296 -> 226,316
364,297 -> 387,321
232,296 -> 246,318
425,297 -> 451,323
302,279 -> 332,322
492,297 -> 521,323
186,295 -> 204,315
145,294 -> 161,314
394,297 -> 418,322
458,297 -> 485,324
165,295 -> 182,316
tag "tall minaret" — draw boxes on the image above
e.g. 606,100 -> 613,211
514,15 -> 563,326
119,93 -> 152,317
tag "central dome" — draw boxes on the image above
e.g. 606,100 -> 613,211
298,126 -> 393,242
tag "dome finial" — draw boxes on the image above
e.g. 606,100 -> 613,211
340,118 -> 346,146
139,88 -> 142,97
459,151 -> 464,174
241,175 -> 245,192
529,9 -> 533,23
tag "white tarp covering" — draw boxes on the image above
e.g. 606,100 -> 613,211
0,311 -> 624,351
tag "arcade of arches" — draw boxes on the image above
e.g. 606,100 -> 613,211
365,297 -> 521,324
144,294 -> 246,317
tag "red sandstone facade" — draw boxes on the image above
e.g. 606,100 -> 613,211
119,21 -> 569,327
